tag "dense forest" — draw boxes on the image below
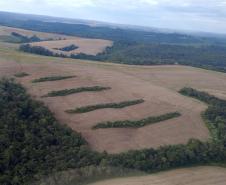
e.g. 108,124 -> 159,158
1,79 -> 226,185
73,42 -> 226,72
0,79 -> 103,185
20,41 -> 226,73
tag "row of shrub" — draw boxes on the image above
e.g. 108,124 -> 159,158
66,99 -> 144,114
19,44 -> 68,57
93,112 -> 181,129
42,86 -> 111,97
54,44 -> 79,52
32,75 -> 76,83
11,32 -> 42,43
14,72 -> 30,78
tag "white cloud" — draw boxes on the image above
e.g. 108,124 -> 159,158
0,0 -> 226,33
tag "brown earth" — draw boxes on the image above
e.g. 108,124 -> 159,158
89,166 -> 226,185
30,39 -> 112,56
1,42 -> 224,153
0,25 -> 73,40
0,26 -> 113,55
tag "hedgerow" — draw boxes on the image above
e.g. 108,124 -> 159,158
42,86 -> 111,97
32,75 -> 76,83
66,99 -> 144,113
93,112 -> 181,129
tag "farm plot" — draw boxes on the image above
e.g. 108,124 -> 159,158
0,45 -> 218,153
0,25 -> 72,40
30,38 -> 112,55
89,166 -> 226,185
0,25 -> 113,55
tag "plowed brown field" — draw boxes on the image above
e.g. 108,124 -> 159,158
0,26 -> 112,55
89,166 -> 226,185
3,41 -> 226,153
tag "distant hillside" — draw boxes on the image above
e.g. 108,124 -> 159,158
1,11 -> 226,45
3,11 -> 226,73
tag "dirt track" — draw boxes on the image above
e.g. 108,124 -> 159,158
0,44 -> 215,153
89,166 -> 226,185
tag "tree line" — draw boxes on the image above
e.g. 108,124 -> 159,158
65,99 -> 144,114
0,79 -> 104,185
11,32 -> 42,43
20,41 -> 226,73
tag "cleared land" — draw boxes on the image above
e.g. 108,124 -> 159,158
4,41 -> 226,153
30,39 -> 112,55
0,25 -> 72,40
0,26 -> 113,55
89,166 -> 226,185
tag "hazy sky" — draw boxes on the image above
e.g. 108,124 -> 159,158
0,0 -> 226,34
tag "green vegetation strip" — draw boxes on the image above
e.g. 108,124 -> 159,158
32,75 -> 76,83
66,99 -> 144,114
14,72 -> 29,78
93,112 -> 181,129
43,86 -> 111,97
179,87 -> 226,141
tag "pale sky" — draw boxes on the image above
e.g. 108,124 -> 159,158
1,0 -> 226,34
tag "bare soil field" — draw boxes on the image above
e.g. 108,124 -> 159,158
31,39 -> 112,55
0,25 -> 73,40
3,42 -> 226,153
89,166 -> 226,185
0,26 -> 113,55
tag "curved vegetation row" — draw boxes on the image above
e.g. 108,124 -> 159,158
42,86 -> 111,97
1,79 -> 226,185
179,87 -> 226,141
93,112 -> 181,129
32,75 -> 76,83
65,99 -> 144,114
